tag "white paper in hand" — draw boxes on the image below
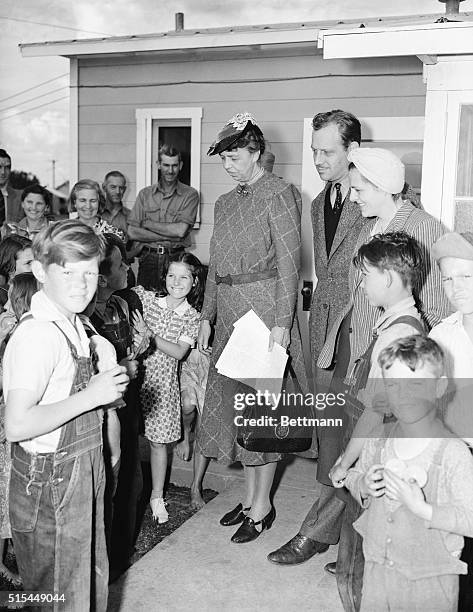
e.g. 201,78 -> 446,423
215,309 -> 288,398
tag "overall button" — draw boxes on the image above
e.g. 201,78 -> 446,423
51,478 -> 64,486
386,537 -> 392,544
387,516 -> 394,523
387,560 -> 394,568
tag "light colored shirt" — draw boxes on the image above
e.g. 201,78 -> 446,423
3,290 -> 91,453
102,204 -> 130,236
430,311 -> 473,443
357,297 -> 422,411
129,180 -> 199,248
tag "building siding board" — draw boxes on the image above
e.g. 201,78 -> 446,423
78,96 -> 426,127
78,53 -> 421,83
77,75 -> 424,107
77,51 -> 426,266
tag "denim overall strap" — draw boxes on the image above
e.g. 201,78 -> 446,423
50,321 -> 102,459
349,315 -> 425,398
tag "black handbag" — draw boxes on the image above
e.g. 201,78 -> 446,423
236,363 -> 314,453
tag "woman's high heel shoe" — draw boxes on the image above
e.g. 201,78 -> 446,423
231,507 -> 276,543
219,503 -> 251,526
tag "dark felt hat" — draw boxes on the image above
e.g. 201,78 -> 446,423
207,112 -> 263,156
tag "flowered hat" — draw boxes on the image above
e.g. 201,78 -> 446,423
207,112 -> 264,156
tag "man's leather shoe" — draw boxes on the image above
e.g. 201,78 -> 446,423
267,533 -> 329,565
219,503 -> 250,526
324,561 -> 337,576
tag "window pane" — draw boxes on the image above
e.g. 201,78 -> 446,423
151,119 -> 191,185
454,200 -> 473,232
456,105 -> 473,197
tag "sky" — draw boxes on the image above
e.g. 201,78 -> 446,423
1,0 -> 472,190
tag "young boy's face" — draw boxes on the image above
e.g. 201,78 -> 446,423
383,359 -> 440,425
102,246 -> 128,292
35,258 -> 100,318
440,257 -> 473,316
360,262 -> 388,307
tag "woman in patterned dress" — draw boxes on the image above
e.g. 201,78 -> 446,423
69,179 -> 126,242
197,113 -> 308,543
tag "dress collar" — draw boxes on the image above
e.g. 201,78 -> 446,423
157,295 -> 190,315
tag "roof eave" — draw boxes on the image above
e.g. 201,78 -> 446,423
319,19 -> 473,59
20,26 -> 321,58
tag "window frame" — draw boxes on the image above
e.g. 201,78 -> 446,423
135,107 -> 203,225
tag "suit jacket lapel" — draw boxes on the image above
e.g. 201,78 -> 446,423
328,197 -> 360,260
314,184 -> 329,266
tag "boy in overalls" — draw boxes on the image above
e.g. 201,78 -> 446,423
4,220 -> 129,610
345,335 -> 473,611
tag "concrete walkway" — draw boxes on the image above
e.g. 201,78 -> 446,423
108,455 -> 343,612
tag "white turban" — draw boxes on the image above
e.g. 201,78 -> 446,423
347,147 -> 405,195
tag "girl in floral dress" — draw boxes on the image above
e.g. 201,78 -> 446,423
132,253 -> 202,523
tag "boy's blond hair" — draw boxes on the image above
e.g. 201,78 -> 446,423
32,220 -> 106,267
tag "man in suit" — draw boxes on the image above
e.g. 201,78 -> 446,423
268,110 -> 366,566
0,149 -> 23,224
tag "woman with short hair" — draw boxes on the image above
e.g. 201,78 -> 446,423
70,179 -> 125,242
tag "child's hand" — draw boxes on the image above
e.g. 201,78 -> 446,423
120,352 -> 139,380
85,365 -> 129,406
132,311 -> 149,336
0,311 -> 16,342
330,459 -> 348,488
197,320 -> 212,355
132,311 -> 152,354
384,469 -> 432,520
360,464 -> 385,498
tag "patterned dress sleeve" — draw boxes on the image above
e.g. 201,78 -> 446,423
269,184 -> 301,328
179,307 -> 200,346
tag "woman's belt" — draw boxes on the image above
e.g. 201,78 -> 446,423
215,268 -> 277,286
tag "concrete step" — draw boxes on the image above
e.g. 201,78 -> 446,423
108,454 -> 343,612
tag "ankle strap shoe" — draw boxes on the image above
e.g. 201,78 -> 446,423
231,507 -> 276,544
219,503 -> 251,526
